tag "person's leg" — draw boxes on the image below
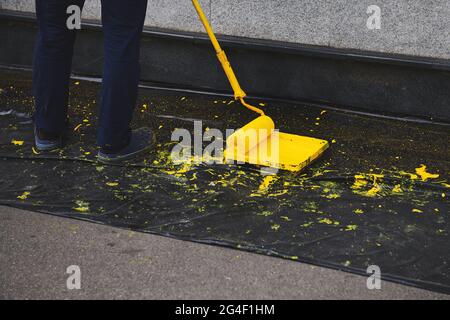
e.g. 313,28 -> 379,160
98,0 -> 148,151
33,0 -> 85,136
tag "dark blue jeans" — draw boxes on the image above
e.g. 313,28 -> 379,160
33,0 -> 148,150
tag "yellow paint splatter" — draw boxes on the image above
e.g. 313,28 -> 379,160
412,208 -> 423,213
365,184 -> 382,197
73,124 -> 82,131
354,209 -> 364,215
257,175 -> 277,193
392,184 -> 403,193
267,189 -> 289,197
301,222 -> 313,228
73,200 -> 89,213
399,171 -> 418,180
258,211 -> 273,217
271,224 -> 280,231
352,175 -> 368,189
291,256 -> 299,261
415,165 -> 439,182
106,182 -> 119,187
318,218 -> 333,225
11,139 -> 24,146
352,174 -> 383,197
17,191 -> 30,200
324,193 -> 340,199
281,216 -> 292,222
345,225 -> 358,231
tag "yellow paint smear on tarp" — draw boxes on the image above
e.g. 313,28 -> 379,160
415,164 -> 439,182
17,191 -> 30,200
352,175 -> 368,189
73,200 -> 90,213
352,174 -> 384,197
11,139 -> 24,146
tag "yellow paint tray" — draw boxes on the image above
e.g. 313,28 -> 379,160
225,116 -> 329,172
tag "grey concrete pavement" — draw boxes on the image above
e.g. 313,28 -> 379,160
0,206 -> 448,300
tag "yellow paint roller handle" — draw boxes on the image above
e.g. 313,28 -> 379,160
191,0 -> 265,116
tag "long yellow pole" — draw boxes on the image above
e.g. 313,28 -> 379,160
191,0 -> 265,116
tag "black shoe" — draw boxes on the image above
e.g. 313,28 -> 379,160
97,128 -> 155,164
34,127 -> 63,152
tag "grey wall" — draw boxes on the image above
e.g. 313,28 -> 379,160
1,0 -> 449,60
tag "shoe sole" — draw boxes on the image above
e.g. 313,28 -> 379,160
35,142 -> 63,152
97,145 -> 153,164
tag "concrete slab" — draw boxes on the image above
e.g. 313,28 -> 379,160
0,206 -> 448,300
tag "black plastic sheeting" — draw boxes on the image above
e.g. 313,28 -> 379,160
1,68 -> 449,294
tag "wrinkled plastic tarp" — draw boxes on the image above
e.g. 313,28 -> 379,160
1,69 -> 449,294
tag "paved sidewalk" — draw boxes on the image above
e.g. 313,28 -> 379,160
0,206 -> 448,300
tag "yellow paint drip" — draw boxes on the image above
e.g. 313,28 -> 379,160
415,165 -> 439,182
